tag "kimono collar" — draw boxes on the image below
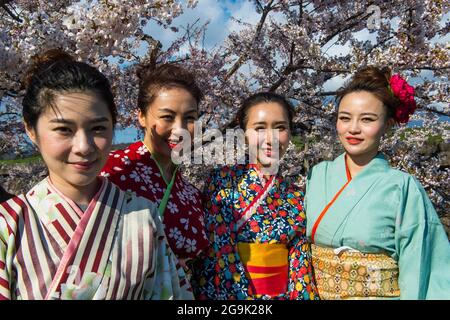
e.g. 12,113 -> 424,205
310,153 -> 390,244
335,152 -> 390,182
247,163 -> 279,185
141,140 -> 179,185
47,176 -> 106,218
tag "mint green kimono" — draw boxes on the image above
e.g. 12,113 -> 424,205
305,153 -> 450,300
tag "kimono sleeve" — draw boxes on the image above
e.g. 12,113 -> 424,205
304,161 -> 327,216
304,168 -> 314,213
0,216 -> 11,300
287,235 -> 319,300
143,199 -> 194,300
395,176 -> 450,300
150,232 -> 194,300
100,151 -> 129,188
202,169 -> 221,220
190,169 -> 222,299
286,191 -> 319,300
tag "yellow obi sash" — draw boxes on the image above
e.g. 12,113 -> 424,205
311,244 -> 400,299
237,242 -> 288,296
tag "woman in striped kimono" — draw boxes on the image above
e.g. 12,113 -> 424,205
193,93 -> 318,300
100,63 -> 208,271
0,49 -> 192,300
305,66 -> 450,299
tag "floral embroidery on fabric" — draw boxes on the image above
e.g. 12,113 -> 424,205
192,164 -> 318,300
101,141 -> 208,260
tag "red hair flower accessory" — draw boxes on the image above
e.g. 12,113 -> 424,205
389,74 -> 417,124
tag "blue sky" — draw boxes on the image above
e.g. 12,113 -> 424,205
3,1 -> 448,147
113,1 -> 448,144
116,0 -> 262,144
139,1 -> 449,97
145,0 -> 260,51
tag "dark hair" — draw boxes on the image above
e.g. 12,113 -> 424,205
22,48 -> 117,129
234,92 -> 295,131
136,63 -> 202,114
0,185 -> 13,203
336,66 -> 400,120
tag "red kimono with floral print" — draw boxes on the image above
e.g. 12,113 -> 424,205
100,141 -> 208,260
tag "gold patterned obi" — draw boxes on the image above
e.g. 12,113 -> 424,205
237,242 -> 289,297
311,244 -> 400,299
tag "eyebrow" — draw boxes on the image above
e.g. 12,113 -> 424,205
273,121 -> 288,125
251,120 -> 288,124
49,117 -> 110,124
338,111 -> 379,116
158,108 -> 198,114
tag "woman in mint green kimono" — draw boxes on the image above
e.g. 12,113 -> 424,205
305,66 -> 450,300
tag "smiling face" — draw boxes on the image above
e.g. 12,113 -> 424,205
244,102 -> 291,170
138,87 -> 198,160
337,91 -> 392,161
25,91 -> 114,195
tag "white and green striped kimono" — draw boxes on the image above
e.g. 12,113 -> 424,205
0,177 -> 193,300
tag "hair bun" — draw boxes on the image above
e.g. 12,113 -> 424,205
380,66 -> 392,83
136,61 -> 157,82
22,48 -> 74,87
352,66 -> 391,87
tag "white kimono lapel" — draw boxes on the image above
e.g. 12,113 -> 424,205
32,178 -> 124,299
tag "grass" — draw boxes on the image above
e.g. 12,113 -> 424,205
291,135 -> 305,150
0,154 -> 43,165
0,143 -> 131,166
397,126 -> 446,145
427,134 -> 444,145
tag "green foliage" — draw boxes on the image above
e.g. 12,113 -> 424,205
396,127 -> 445,145
0,155 -> 43,165
291,135 -> 304,150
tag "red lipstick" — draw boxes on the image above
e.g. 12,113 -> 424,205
346,137 -> 363,145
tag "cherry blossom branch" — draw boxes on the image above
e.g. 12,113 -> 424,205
0,112 -> 21,118
224,0 -> 275,80
0,0 -> 21,22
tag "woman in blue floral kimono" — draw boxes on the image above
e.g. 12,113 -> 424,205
305,66 -> 450,300
193,92 -> 318,300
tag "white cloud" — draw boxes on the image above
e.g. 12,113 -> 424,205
141,1 -> 289,55
322,74 -> 351,92
144,0 -> 231,51
225,0 -> 260,33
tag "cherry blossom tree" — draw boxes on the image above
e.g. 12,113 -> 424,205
0,0 -> 449,234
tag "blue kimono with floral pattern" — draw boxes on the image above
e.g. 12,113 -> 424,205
192,164 -> 318,300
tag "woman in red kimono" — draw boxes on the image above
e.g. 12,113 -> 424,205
101,63 -> 208,266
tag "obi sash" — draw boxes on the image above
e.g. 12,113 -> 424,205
237,242 -> 288,297
311,244 -> 400,299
